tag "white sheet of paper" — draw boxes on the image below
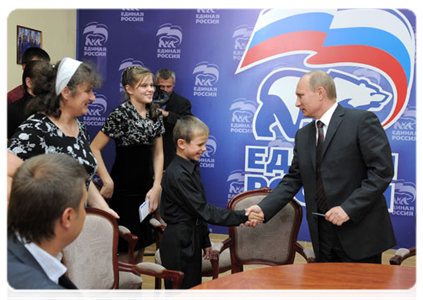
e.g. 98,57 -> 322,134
139,199 -> 150,223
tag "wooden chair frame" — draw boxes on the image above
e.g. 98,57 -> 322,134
389,247 -> 416,265
226,187 -> 314,273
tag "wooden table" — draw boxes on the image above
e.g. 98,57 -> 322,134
192,263 -> 416,289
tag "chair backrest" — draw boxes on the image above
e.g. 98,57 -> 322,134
228,187 -> 303,269
62,207 -> 119,289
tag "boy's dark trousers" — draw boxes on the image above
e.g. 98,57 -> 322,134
160,222 -> 204,289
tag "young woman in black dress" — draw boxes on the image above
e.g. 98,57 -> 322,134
91,66 -> 164,262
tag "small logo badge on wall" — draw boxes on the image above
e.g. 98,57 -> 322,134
232,25 -> 253,61
195,9 -> 220,25
229,98 -> 256,134
83,22 -> 108,57
199,136 -> 217,169
193,61 -> 219,98
120,9 -> 144,22
156,23 -> 182,59
83,93 -> 107,127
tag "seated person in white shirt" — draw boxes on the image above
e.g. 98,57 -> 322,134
7,153 -> 89,289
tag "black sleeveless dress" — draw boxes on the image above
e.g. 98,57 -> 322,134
101,100 -> 165,249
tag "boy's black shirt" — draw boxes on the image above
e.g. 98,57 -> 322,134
160,155 -> 248,231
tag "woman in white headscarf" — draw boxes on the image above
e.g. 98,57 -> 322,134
7,57 -> 118,218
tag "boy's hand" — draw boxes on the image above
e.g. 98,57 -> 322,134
244,205 -> 264,227
248,212 -> 264,223
203,247 -> 212,260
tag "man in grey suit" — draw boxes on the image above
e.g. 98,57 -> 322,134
8,153 -> 88,289
246,70 -> 396,263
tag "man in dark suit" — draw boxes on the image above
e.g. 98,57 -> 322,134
156,69 -> 193,169
7,46 -> 50,105
246,70 -> 396,263
8,153 -> 88,289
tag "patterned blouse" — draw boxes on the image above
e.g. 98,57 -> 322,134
7,113 -> 98,182
101,100 -> 165,146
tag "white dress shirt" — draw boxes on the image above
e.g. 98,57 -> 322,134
19,236 -> 67,284
315,102 -> 338,143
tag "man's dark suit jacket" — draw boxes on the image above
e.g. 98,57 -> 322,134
259,105 -> 396,261
7,234 -> 77,289
162,91 -> 192,169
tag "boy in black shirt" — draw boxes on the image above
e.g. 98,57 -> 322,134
160,116 -> 262,289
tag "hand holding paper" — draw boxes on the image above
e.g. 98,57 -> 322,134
139,199 -> 150,223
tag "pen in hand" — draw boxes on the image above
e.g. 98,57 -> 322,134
312,212 -> 326,217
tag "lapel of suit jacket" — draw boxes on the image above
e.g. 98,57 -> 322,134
8,234 -> 43,271
321,104 -> 345,159
166,92 -> 176,110
59,274 -> 78,289
8,234 -> 75,289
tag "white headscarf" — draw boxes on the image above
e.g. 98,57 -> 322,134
55,57 -> 83,96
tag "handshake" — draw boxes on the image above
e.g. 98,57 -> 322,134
244,205 -> 265,227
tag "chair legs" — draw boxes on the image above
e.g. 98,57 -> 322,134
231,263 -> 243,274
155,277 -> 162,289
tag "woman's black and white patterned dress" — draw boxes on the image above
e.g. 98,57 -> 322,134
7,113 -> 97,188
101,100 -> 165,249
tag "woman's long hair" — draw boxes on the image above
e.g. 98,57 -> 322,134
26,60 -> 102,118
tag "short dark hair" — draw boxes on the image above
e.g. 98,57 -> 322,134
156,68 -> 176,83
8,153 -> 89,244
22,60 -> 52,92
22,47 -> 51,65
173,115 -> 209,145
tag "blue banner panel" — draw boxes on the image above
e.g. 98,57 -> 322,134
77,9 -> 416,248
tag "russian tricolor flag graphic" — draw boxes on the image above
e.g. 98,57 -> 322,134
237,9 -> 415,129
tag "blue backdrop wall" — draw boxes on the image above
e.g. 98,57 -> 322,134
77,9 -> 416,248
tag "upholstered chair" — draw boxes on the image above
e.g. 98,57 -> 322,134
389,247 -> 416,265
62,207 -> 184,289
226,187 -> 315,273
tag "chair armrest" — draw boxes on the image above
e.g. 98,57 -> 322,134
150,217 -> 166,249
210,238 -> 231,260
389,247 -> 416,265
220,237 -> 232,252
118,261 -> 184,289
149,216 -> 166,231
118,225 -> 138,264
208,238 -> 233,279
118,225 -> 132,235
149,217 -> 163,228
294,242 -> 316,263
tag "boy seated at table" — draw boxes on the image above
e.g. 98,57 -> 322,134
159,115 -> 262,289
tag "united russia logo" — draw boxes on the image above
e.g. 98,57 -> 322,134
83,22 -> 108,57
236,9 -> 415,136
156,23 -> 182,59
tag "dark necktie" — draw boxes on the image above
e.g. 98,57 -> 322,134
316,120 -> 329,213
